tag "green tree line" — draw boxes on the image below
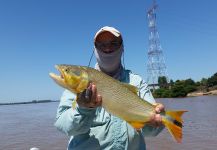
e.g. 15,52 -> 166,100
152,72 -> 217,98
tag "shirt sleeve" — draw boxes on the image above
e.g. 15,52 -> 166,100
136,75 -> 164,137
54,90 -> 96,136
138,79 -> 155,104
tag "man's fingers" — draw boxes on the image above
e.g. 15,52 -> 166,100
85,87 -> 92,102
155,114 -> 162,126
157,103 -> 164,111
147,114 -> 163,127
155,107 -> 160,113
96,95 -> 102,106
77,83 -> 102,108
91,84 -> 97,102
154,103 -> 165,114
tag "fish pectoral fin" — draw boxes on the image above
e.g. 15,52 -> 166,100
76,78 -> 89,93
122,83 -> 139,94
127,121 -> 145,129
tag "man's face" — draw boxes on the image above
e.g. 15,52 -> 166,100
95,31 -> 122,53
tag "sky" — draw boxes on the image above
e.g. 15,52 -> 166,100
0,0 -> 216,102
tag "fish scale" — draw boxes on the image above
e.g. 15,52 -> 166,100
88,68 -> 154,121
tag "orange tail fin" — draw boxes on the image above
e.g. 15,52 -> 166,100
162,110 -> 187,143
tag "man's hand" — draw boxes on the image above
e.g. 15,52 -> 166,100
147,103 -> 165,127
76,83 -> 102,108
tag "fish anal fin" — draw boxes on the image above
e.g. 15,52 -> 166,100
122,83 -> 138,94
127,121 -> 145,129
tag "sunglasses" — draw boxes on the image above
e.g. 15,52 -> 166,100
95,41 -> 122,50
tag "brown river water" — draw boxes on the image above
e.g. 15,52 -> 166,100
0,96 -> 217,150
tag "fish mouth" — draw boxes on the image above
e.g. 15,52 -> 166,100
49,65 -> 66,87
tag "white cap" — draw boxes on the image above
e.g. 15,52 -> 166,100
94,26 -> 121,41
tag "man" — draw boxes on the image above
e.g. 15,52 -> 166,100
55,26 -> 165,150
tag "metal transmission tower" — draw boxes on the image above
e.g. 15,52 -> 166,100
146,0 -> 168,87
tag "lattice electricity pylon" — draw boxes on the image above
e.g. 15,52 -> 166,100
146,0 -> 169,87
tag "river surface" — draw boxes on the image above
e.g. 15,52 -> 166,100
0,96 -> 217,150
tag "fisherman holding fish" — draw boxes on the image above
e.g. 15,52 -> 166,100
53,26 -> 171,150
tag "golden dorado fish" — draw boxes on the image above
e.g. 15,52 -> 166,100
49,64 -> 187,143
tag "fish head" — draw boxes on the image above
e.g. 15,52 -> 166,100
49,65 -> 89,93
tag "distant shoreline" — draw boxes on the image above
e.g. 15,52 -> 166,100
187,90 -> 217,97
0,100 -> 59,106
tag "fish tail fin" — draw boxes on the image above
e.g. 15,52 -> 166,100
162,110 -> 187,143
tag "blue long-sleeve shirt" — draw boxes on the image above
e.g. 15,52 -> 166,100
55,69 -> 164,150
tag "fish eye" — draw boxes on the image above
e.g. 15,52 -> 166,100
65,69 -> 68,72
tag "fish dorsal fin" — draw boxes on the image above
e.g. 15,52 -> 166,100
122,83 -> 138,94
